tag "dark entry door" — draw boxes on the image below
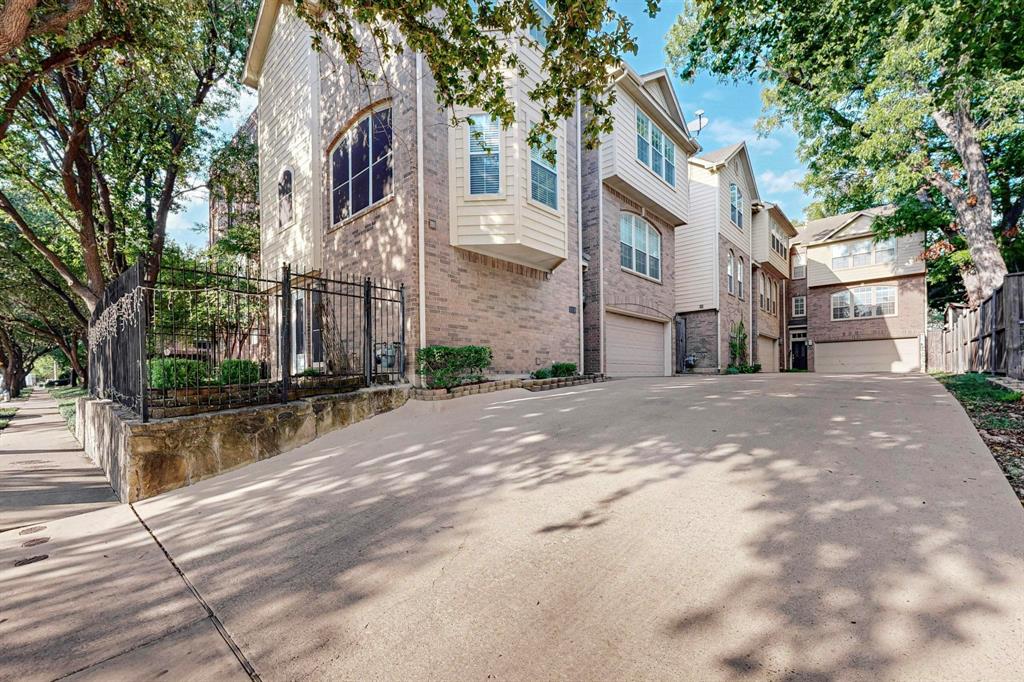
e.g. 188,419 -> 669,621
792,341 -> 808,370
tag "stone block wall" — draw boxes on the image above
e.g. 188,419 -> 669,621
80,387 -> 408,502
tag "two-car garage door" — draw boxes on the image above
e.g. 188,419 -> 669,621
605,312 -> 668,377
814,338 -> 921,373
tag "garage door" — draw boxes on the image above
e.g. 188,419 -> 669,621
606,313 -> 667,377
815,338 -> 920,373
757,335 -> 778,372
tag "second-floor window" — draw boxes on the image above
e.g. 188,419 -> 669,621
529,125 -> 557,209
729,183 -> 743,228
771,224 -> 788,257
831,236 -> 896,270
759,273 -> 766,309
792,251 -> 806,279
468,114 -> 501,196
278,168 -> 293,229
793,295 -> 806,317
529,0 -> 552,47
636,110 -> 676,186
331,106 -> 393,225
727,250 -> 735,294
737,257 -> 745,299
831,285 -> 897,320
620,213 -> 661,280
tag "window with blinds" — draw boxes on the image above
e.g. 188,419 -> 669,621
468,114 -> 501,195
529,125 -> 557,209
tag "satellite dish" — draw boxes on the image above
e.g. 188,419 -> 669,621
687,109 -> 709,135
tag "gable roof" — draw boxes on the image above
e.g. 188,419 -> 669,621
756,202 -> 798,237
795,205 -> 895,245
639,68 -> 686,130
688,141 -> 761,202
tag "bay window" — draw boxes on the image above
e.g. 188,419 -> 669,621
636,109 -> 676,186
468,113 -> 501,196
529,125 -> 557,209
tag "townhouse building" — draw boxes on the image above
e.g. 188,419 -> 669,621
242,0 -> 583,377
786,206 -> 927,373
750,202 -> 797,371
580,66 -> 700,377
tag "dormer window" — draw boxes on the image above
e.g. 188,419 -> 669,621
636,109 -> 676,186
729,183 -> 743,228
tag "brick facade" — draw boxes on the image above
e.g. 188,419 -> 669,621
807,276 -> 926,343
751,265 -> 785,370
718,234 -> 752,368
680,309 -> 718,370
315,47 -> 580,377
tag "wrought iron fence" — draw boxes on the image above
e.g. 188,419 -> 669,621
88,259 -> 405,421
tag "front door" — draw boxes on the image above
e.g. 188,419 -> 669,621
792,341 -> 807,370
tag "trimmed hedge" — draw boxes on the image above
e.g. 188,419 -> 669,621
220,359 -> 260,385
149,358 -> 208,389
531,367 -> 552,380
416,345 -> 492,389
551,362 -> 577,378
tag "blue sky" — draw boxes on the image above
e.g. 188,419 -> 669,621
168,2 -> 812,249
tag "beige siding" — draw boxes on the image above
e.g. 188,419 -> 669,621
807,233 -> 925,287
765,216 -> 790,275
674,164 -> 717,312
716,159 -> 753,257
257,3 -> 317,277
601,84 -> 689,225
447,40 -> 567,271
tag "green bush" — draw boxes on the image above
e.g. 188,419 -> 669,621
149,358 -> 208,389
298,367 -> 323,377
220,359 -> 260,385
531,367 -> 553,379
725,366 -> 740,375
739,363 -> 761,374
416,345 -> 492,389
551,362 -> 577,377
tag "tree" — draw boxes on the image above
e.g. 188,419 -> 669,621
667,0 -> 1024,305
206,117 -> 259,259
0,0 -> 95,58
0,0 -> 257,314
295,0 -> 659,153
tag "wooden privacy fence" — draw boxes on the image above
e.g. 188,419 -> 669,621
936,273 -> 1024,378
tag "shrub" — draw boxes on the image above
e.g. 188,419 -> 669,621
551,362 -> 577,377
220,359 -> 260,385
149,358 -> 208,389
531,367 -> 553,379
416,345 -> 492,389
299,367 -> 323,377
729,321 -> 748,366
738,363 -> 761,374
725,366 -> 740,375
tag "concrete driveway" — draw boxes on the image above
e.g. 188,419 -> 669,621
3,374 -> 1024,680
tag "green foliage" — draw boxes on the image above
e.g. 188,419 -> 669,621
0,406 -> 17,431
531,367 -> 553,380
48,386 -> 88,433
149,357 -> 209,389
724,366 -> 740,375
728,321 -> 748,367
207,125 -> 260,258
416,345 -> 492,389
738,363 -> 761,374
299,367 -> 324,377
295,0 -> 657,159
550,362 -> 577,377
219,359 -> 260,385
935,372 -> 1022,406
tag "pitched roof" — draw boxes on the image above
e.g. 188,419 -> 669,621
794,205 -> 895,245
693,142 -> 744,166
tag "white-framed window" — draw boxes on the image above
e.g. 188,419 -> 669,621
467,113 -> 501,196
529,0 -> 552,47
619,213 -> 661,280
759,273 -> 766,310
831,237 -> 897,270
529,123 -> 557,209
729,183 -> 743,228
792,250 -> 806,279
330,105 -> 393,225
771,223 -> 788,256
635,109 -> 676,186
830,285 -> 897,320
737,257 -> 745,299
726,250 -> 735,294
793,295 -> 806,317
772,282 -> 778,314
278,168 -> 293,229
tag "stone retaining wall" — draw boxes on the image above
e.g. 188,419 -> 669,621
77,386 -> 408,502
410,375 -> 605,401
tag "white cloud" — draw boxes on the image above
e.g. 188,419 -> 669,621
758,168 -> 805,194
698,117 -> 781,153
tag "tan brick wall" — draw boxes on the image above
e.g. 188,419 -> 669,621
752,266 -> 785,370
680,309 -> 718,370
719,234 -> 752,367
317,48 -> 581,377
808,275 -> 926,344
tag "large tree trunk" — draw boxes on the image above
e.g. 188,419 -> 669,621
932,107 -> 1008,305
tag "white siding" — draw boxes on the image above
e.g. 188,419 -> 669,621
675,164 -> 717,312
257,4 -> 317,277
807,232 -> 925,287
753,211 -> 790,275
600,84 -> 689,225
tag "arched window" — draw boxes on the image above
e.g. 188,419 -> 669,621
278,168 -> 293,229
729,183 -> 743,228
737,257 -> 745,299
330,105 -> 394,225
760,273 -> 766,309
772,282 -> 778,314
619,213 -> 662,280
727,250 -> 735,294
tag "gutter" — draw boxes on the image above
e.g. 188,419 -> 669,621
576,92 -> 584,371
416,53 -> 427,370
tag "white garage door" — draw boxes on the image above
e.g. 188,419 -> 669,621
757,335 -> 778,372
815,338 -> 920,373
606,313 -> 667,377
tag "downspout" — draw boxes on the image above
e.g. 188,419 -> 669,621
416,53 -> 427,377
576,92 -> 584,371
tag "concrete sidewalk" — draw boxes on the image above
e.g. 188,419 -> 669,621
0,390 -> 117,532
